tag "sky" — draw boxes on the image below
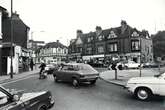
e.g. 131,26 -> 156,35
0,0 -> 165,46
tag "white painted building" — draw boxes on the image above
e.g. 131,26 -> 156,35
36,40 -> 68,64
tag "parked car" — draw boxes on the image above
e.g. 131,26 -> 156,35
53,63 -> 99,87
143,62 -> 163,68
0,85 -> 54,110
124,61 -> 141,69
125,72 -> 165,101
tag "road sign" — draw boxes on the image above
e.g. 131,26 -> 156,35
157,57 -> 161,62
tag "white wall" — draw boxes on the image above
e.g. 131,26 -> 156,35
7,46 -> 21,74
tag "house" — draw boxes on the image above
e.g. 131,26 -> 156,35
36,40 -> 68,64
1,9 -> 30,75
68,20 -> 153,65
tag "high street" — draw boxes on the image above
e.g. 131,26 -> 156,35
2,73 -> 164,110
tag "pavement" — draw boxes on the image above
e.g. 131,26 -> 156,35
99,67 -> 165,87
0,69 -> 39,84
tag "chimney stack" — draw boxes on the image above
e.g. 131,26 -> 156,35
76,30 -> 83,38
95,26 -> 102,36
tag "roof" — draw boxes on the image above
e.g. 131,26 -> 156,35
44,41 -> 67,49
0,6 -> 6,11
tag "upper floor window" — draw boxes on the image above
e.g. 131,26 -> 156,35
108,31 -> 117,39
131,31 -> 139,37
77,47 -> 82,53
131,40 -> 140,51
87,37 -> 93,43
97,35 -> 104,41
86,47 -> 92,54
107,43 -> 117,52
97,46 -> 104,54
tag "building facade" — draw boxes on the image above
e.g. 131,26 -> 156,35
36,40 -> 68,64
0,8 -> 30,75
69,21 -> 153,65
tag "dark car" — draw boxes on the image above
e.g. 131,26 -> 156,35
53,63 -> 99,87
0,86 -> 54,110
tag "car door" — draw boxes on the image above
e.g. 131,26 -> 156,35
158,76 -> 165,95
57,65 -> 70,81
61,65 -> 76,82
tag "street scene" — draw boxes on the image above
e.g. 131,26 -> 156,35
0,0 -> 165,110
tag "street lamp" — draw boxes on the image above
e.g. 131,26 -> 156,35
10,0 -> 13,79
139,37 -> 142,77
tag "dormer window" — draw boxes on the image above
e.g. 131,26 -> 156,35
131,31 -> 139,37
97,35 -> 104,41
108,31 -> 117,39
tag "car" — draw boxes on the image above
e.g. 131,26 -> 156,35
125,72 -> 165,101
53,63 -> 99,87
142,62 -> 164,68
45,64 -> 59,74
124,61 -> 141,69
0,85 -> 54,110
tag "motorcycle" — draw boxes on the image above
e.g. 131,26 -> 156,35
39,70 -> 47,79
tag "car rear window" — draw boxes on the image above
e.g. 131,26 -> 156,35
78,64 -> 98,73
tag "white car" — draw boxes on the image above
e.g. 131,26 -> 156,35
124,61 -> 141,69
125,72 -> 165,100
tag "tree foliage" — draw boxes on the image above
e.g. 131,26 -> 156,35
152,31 -> 165,58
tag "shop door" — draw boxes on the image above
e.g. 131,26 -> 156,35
2,57 -> 7,75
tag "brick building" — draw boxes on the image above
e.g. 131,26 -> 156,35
68,21 -> 153,65
0,8 -> 30,75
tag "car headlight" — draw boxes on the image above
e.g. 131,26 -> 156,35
45,67 -> 49,70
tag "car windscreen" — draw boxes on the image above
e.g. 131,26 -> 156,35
78,64 -> 98,74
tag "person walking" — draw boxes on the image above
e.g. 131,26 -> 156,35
30,59 -> 34,71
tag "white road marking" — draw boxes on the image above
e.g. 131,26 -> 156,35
1,75 -> 36,86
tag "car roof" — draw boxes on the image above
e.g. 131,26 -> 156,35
65,63 -> 86,66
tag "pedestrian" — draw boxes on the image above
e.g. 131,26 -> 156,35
30,59 -> 34,71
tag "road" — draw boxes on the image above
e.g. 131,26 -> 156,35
2,74 -> 165,110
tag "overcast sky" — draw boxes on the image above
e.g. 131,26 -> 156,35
0,0 -> 165,45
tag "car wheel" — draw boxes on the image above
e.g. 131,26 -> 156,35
135,88 -> 152,101
53,75 -> 58,82
38,104 -> 47,110
90,80 -> 96,85
72,78 -> 79,87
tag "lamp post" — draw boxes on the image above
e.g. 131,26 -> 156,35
139,37 -> 142,77
10,0 -> 13,78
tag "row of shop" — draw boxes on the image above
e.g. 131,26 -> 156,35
68,52 -> 152,66
0,43 -> 33,75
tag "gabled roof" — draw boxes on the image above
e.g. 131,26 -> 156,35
12,13 -> 30,29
